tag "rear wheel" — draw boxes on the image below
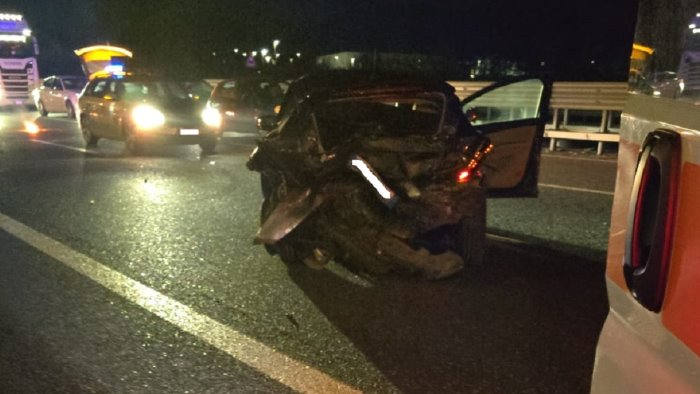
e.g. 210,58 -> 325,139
37,100 -> 48,116
80,115 -> 99,147
199,136 -> 217,155
124,128 -> 142,155
455,192 -> 486,271
66,101 -> 76,119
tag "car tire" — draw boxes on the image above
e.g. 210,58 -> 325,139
199,136 -> 217,155
80,115 -> 99,147
456,190 -> 486,271
66,101 -> 76,119
37,100 -> 48,117
125,134 -> 142,155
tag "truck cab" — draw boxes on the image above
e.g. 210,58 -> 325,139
0,12 -> 39,107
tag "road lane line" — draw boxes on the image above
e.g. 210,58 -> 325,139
0,212 -> 359,394
539,183 -> 614,196
31,139 -> 90,153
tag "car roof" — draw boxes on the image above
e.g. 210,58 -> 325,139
287,70 -> 456,99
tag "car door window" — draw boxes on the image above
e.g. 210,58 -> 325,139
42,78 -> 53,89
91,80 -> 110,98
462,79 -> 544,125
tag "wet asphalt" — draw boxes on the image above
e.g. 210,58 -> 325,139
0,109 -> 614,393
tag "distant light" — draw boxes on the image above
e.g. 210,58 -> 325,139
234,48 -> 239,53
694,28 -> 700,34
350,57 -> 356,67
260,48 -> 269,57
275,53 -> 280,58
0,13 -> 22,21
334,55 -> 340,60
212,51 -> 217,56
691,24 -> 697,29
22,28 -> 31,36
264,55 -> 272,63
242,52 -> 247,57
251,51 -> 258,57
24,121 -> 39,135
273,39 -> 280,48
105,64 -> 124,74
590,60 -> 596,64
540,61 -> 546,66
296,52 -> 301,58
0,34 -> 26,42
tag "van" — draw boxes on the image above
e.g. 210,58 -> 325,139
591,3 -> 700,392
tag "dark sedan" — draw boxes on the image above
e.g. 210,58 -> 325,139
78,74 -> 222,154
205,77 -> 286,135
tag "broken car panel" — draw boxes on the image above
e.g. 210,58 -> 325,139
247,72 -> 550,278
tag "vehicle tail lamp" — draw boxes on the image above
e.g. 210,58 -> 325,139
624,130 -> 680,312
202,107 -> 222,129
457,169 -> 472,184
457,139 -> 493,184
132,105 -> 165,130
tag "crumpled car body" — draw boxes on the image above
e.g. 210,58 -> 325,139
247,71 -> 551,279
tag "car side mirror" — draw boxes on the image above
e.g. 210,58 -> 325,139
257,115 -> 277,132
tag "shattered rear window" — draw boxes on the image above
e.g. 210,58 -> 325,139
313,94 -> 445,150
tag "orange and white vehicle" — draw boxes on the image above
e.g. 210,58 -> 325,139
591,4 -> 700,393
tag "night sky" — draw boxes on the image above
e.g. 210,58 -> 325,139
3,0 -> 638,80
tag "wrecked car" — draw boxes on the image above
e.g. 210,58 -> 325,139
247,72 -> 551,279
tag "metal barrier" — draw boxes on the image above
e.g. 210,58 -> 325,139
449,81 -> 628,155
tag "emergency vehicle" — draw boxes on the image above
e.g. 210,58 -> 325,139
0,12 -> 40,106
591,4 -> 700,392
74,45 -> 133,80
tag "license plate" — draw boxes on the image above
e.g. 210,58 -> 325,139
180,128 -> 199,136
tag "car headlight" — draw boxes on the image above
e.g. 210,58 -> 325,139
132,104 -> 165,130
202,107 -> 222,129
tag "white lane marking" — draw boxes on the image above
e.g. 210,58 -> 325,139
222,131 -> 260,138
539,183 -> 614,196
31,139 -> 89,153
0,212 -> 359,394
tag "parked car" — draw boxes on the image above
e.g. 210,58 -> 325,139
78,73 -> 221,154
32,75 -> 87,118
206,77 -> 286,134
247,71 -> 551,278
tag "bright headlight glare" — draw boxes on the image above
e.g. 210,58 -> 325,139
202,107 -> 222,128
132,105 -> 165,130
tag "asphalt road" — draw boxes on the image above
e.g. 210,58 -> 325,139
0,109 -> 615,393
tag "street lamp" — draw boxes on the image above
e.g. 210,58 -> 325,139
273,39 -> 280,56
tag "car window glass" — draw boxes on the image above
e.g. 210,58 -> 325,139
314,94 -> 445,150
462,79 -> 544,125
62,78 -> 87,92
91,80 -> 110,98
42,78 -> 53,88
632,12 -> 700,102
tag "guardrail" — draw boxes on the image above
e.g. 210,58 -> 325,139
449,81 -> 628,155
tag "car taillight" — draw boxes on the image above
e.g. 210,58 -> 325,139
457,169 -> 471,183
623,130 -> 680,312
456,138 -> 493,185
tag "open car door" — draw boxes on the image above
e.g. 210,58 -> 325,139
461,78 -> 551,197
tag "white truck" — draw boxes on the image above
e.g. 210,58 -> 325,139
0,12 -> 39,106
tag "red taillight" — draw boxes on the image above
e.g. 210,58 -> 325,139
457,169 -> 471,183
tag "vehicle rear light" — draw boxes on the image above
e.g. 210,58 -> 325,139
457,169 -> 471,183
624,130 -> 680,312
